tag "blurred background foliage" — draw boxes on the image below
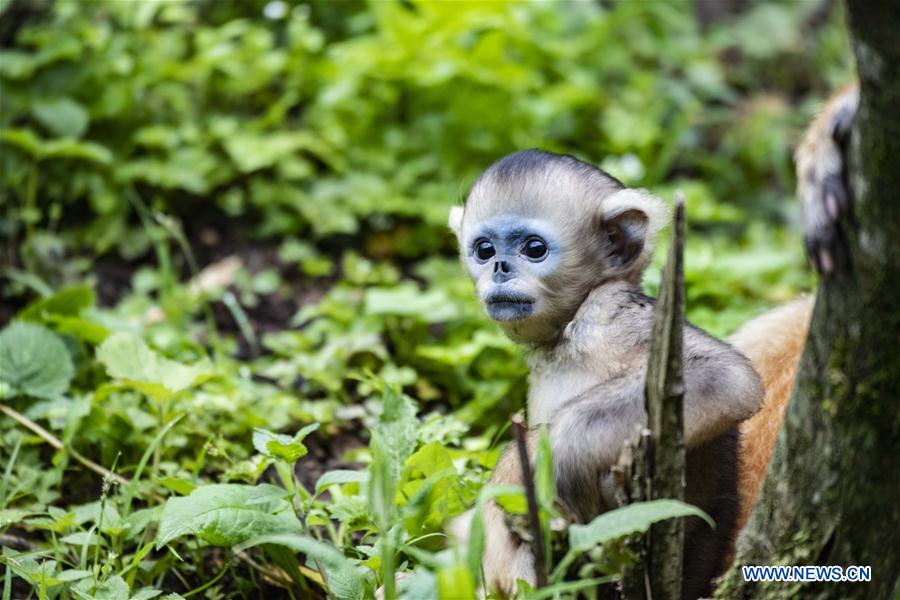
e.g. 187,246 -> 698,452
0,0 -> 854,597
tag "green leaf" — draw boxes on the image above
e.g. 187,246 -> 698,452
368,387 -> 418,526
72,574 -> 130,599
0,128 -> 111,163
156,484 -> 301,549
364,285 -> 459,323
437,564 -> 476,600
60,531 -> 100,546
55,569 -> 94,583
252,423 -> 319,463
535,425 -> 555,511
315,469 -> 368,495
400,442 -> 469,531
17,286 -> 109,343
44,314 -> 110,344
568,500 -> 713,552
157,476 -> 197,496
31,97 -> 90,138
373,387 -> 418,479
223,131 -> 324,174
96,333 -> 213,402
0,509 -> 30,527
19,285 -> 95,321
493,489 -> 527,514
398,569 -> 438,600
0,321 -> 74,399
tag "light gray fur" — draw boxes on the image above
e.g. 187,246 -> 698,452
539,280 -> 763,521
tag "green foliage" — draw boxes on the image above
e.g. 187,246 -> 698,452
568,500 -> 713,553
96,333 -> 214,402
0,0 -> 853,597
156,484 -> 302,548
0,321 -> 74,399
252,423 -> 319,462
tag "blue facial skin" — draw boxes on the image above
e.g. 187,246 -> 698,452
465,215 -> 562,322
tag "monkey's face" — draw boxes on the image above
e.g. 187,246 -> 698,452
451,149 -> 670,345
461,213 -> 571,336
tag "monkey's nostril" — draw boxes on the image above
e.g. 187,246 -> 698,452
491,260 -> 513,283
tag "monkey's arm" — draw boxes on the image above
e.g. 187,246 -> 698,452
550,337 -> 763,516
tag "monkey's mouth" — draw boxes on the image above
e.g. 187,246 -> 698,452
485,294 -> 535,321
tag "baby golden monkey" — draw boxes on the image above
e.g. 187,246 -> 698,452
449,150 -> 764,598
448,83 -> 858,598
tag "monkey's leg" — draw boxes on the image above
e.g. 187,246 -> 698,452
473,434 -> 541,595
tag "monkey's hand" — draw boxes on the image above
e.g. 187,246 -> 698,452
795,82 -> 859,274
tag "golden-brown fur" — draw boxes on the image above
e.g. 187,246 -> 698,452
730,297 -> 814,530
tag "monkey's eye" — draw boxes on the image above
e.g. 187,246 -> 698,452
522,237 -> 548,261
474,240 -> 496,261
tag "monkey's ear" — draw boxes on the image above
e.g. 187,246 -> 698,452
599,189 -> 670,276
448,205 -> 464,239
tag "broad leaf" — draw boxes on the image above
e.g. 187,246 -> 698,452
156,484 -> 301,548
19,285 -> 95,321
0,321 -> 74,399
18,285 -> 109,343
568,499 -> 713,552
400,442 -> 469,531
364,285 -> 459,323
72,574 -> 131,600
31,97 -> 90,138
96,333 -> 213,402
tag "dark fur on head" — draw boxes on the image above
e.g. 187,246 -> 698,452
477,149 -> 625,191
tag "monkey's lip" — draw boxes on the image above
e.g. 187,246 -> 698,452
485,294 -> 535,321
485,294 -> 534,307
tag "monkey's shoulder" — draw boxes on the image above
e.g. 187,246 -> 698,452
543,284 -> 656,375
564,283 -> 743,364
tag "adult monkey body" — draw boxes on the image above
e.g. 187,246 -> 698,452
449,84 -> 858,598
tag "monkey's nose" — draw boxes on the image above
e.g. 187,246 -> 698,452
492,260 -> 513,283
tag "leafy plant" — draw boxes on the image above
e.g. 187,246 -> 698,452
0,0 -> 852,597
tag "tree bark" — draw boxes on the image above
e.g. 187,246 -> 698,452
620,198 -> 687,599
716,2 -> 900,598
644,198 -> 686,600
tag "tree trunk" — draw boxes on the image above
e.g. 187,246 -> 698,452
716,2 -> 900,598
